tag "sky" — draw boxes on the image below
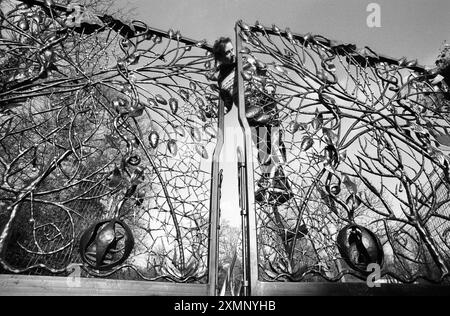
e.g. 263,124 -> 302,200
112,0 -> 450,226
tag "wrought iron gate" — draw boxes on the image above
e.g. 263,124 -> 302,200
234,20 -> 450,295
0,0 -> 222,295
1,0 -> 450,296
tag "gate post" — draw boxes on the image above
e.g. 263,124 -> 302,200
234,21 -> 259,296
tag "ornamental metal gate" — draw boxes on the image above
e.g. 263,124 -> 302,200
0,0 -> 222,295
234,21 -> 450,295
1,0 -> 450,296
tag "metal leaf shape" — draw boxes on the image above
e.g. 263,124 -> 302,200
311,109 -> 323,130
191,127 -> 202,142
288,121 -> 300,134
174,125 -> 185,137
254,113 -> 272,125
240,21 -> 250,31
255,20 -> 264,31
301,136 -> 314,151
324,144 -> 339,167
195,144 -> 208,159
272,24 -> 280,34
240,46 -> 251,54
239,31 -> 249,43
285,27 -> 293,41
241,70 -> 252,81
155,94 -> 167,105
406,59 -> 418,67
167,139 -> 178,156
128,105 -> 144,117
246,105 -> 263,120
274,65 -> 287,75
204,124 -> 217,138
179,89 -> 189,101
148,131 -> 159,149
169,98 -> 178,114
148,97 -> 158,107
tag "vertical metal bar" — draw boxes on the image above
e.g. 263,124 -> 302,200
237,147 -> 249,296
235,21 -> 259,296
207,98 -> 225,296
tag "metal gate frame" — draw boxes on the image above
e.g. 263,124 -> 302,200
234,21 -> 450,296
0,0 -> 223,296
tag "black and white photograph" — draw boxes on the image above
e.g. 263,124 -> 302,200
0,0 -> 450,302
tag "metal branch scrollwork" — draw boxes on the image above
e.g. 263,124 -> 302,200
0,1 -> 220,283
237,21 -> 450,284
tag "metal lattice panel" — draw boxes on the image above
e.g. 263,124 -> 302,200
0,0 -> 222,285
235,21 -> 450,285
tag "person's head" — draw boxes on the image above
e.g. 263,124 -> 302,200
212,37 -> 235,66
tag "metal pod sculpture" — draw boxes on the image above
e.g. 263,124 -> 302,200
148,131 -> 159,149
167,139 -> 178,156
169,98 -> 178,114
336,224 -> 384,274
155,94 -> 167,105
195,144 -> 208,159
190,127 -> 202,142
79,219 -> 134,271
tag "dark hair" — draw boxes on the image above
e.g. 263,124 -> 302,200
212,37 -> 232,61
